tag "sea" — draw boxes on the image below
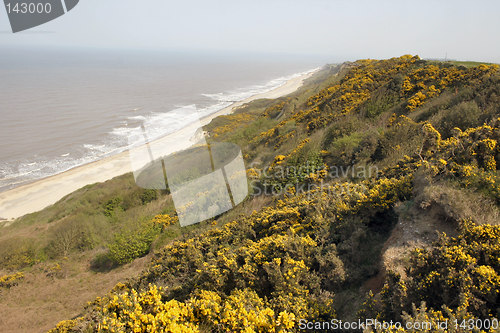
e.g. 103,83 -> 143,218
0,47 -> 324,192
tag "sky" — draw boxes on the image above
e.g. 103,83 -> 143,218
1,0 -> 499,63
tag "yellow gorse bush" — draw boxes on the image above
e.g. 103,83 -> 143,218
152,214 -> 179,229
0,271 -> 24,288
211,113 -> 255,138
49,57 -> 500,332
375,221 -> 500,323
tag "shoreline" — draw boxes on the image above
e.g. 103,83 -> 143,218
0,69 -> 318,221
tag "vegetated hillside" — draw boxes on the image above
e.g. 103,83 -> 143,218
13,55 -> 500,332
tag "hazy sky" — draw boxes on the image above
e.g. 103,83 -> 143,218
1,0 -> 499,62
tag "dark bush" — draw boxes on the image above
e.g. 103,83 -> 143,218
438,101 -> 481,137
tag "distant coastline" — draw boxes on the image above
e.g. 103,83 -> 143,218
0,68 -> 319,220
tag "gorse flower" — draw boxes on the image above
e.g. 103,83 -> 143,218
48,57 -> 500,332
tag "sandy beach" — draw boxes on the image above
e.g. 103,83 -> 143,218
0,69 -> 317,220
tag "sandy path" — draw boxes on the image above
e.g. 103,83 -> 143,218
0,69 -> 317,220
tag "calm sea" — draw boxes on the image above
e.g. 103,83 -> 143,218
0,47 -> 322,192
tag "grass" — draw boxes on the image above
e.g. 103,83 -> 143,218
0,250 -> 151,333
0,172 -> 176,271
447,60 -> 496,67
429,59 -> 496,68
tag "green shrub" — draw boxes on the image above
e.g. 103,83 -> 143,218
103,196 -> 123,217
360,89 -> 398,118
438,101 -> 481,138
140,189 -> 158,205
327,132 -> 364,167
322,116 -> 359,148
90,252 -> 115,272
108,222 -> 160,265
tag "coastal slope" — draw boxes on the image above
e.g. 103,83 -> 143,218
1,56 -> 499,332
